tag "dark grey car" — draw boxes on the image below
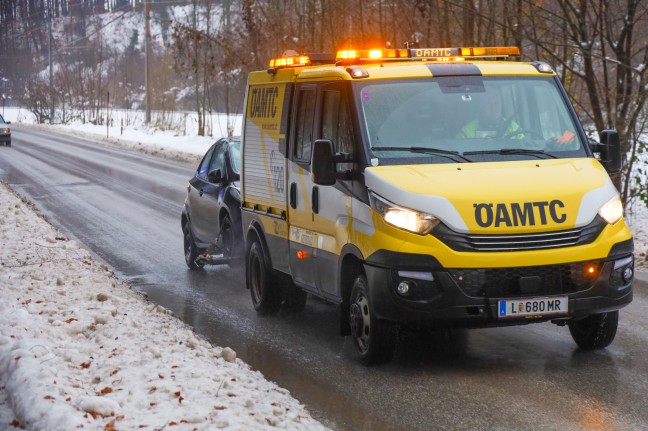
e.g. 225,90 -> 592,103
181,136 -> 242,269
0,114 -> 10,147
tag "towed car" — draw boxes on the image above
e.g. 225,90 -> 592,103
181,136 -> 242,269
0,114 -> 10,147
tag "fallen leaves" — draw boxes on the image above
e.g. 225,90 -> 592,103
98,387 -> 113,395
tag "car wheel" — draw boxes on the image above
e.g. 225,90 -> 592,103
247,240 -> 282,315
349,275 -> 397,365
219,214 -> 242,267
6,141 -> 10,147
568,311 -> 618,350
183,222 -> 204,270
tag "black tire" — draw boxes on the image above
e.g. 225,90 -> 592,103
349,275 -> 397,365
220,214 -> 234,257
247,240 -> 282,315
183,222 -> 204,270
568,311 -> 618,350
6,141 -> 10,147
220,214 -> 242,267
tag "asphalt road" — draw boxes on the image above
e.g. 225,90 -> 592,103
2,126 -> 648,431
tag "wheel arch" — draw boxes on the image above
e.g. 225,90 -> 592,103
245,220 -> 273,277
338,244 -> 366,336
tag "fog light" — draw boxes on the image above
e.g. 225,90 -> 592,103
396,281 -> 411,296
623,266 -> 634,283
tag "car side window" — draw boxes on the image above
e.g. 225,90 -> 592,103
197,146 -> 216,179
208,144 -> 225,177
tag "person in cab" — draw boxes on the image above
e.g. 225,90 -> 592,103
456,90 -> 523,139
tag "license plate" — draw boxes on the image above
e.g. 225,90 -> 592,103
498,296 -> 568,318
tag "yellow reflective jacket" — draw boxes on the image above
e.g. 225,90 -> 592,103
457,119 -> 523,139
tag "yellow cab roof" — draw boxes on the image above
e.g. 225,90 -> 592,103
249,60 -> 553,84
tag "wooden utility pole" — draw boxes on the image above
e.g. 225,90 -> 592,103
49,4 -> 54,124
145,0 -> 151,124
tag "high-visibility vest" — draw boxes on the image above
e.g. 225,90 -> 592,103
457,119 -> 523,139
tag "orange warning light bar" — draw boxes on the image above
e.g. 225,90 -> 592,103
268,55 -> 311,69
460,46 -> 520,57
336,46 -> 520,64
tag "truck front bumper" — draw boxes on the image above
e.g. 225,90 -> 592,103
364,239 -> 634,327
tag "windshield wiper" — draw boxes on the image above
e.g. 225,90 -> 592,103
463,148 -> 558,159
372,146 -> 473,163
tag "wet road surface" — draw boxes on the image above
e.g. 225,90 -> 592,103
2,126 -> 648,430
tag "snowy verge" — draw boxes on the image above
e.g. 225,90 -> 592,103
0,181 -> 328,431
18,122 -> 208,167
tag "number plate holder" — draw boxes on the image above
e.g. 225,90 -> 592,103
498,296 -> 568,319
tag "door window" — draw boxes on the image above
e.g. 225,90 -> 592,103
208,144 -> 225,178
197,146 -> 215,179
294,89 -> 317,162
321,85 -> 354,172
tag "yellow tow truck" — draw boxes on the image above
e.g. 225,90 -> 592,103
239,45 -> 634,364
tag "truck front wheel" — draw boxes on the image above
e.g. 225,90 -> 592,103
349,275 -> 397,365
568,311 -> 618,350
247,240 -> 282,315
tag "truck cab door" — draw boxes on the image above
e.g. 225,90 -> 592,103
287,82 -> 355,300
287,85 -> 318,292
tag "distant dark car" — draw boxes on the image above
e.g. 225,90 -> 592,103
0,114 -> 10,147
181,136 -> 242,269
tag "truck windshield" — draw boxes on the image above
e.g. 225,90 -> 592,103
354,76 -> 587,164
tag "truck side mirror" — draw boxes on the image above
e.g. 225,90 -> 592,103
311,139 -> 336,186
589,130 -> 621,174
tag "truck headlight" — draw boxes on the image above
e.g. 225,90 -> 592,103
369,192 -> 438,235
598,195 -> 623,225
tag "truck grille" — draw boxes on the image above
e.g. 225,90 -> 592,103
448,261 -> 601,298
434,216 -> 606,252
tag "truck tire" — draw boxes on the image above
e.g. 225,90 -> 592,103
183,223 -> 204,270
349,275 -> 397,365
568,311 -> 618,350
247,240 -> 282,315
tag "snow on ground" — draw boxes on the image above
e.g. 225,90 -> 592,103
0,184 -> 329,430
